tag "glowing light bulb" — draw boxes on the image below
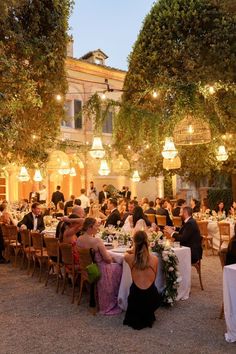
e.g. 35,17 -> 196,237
56,94 -> 62,101
101,93 -> 106,100
152,91 -> 158,98
188,125 -> 194,134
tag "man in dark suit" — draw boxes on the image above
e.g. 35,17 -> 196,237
156,199 -> 173,226
172,199 -> 186,216
164,206 -> 202,264
120,186 -> 131,200
18,202 -> 45,232
64,195 -> 75,215
145,201 -> 157,215
105,198 -> 121,227
51,185 -> 65,208
98,184 -> 110,205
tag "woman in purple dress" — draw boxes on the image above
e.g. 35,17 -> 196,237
77,217 -> 122,315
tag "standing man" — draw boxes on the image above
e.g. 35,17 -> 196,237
87,181 -> 98,201
78,188 -> 90,214
164,206 -> 202,264
51,185 -> 64,209
121,186 -> 131,200
98,184 -> 110,205
18,202 -> 45,232
105,198 -> 121,227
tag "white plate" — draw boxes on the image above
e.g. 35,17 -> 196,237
112,247 -> 128,253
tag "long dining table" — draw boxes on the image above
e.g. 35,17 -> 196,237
109,246 -> 191,311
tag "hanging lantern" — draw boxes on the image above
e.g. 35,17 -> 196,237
131,170 -> 141,182
69,167 -> 76,176
216,145 -> 228,162
112,154 -> 130,174
33,169 -> 43,182
161,137 -> 178,160
98,160 -> 110,176
47,150 -> 70,170
18,166 -> 30,182
163,156 -> 181,170
89,137 -> 105,159
173,115 -> 211,145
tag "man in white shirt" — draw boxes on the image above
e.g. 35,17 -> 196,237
39,184 -> 47,204
78,188 -> 90,214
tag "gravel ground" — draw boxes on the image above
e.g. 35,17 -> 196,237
0,255 -> 236,354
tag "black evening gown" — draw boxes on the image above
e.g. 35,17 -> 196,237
123,282 -> 161,330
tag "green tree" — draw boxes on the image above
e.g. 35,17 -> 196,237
0,0 -> 73,167
113,0 -> 236,181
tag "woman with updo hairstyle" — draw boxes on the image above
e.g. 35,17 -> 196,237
77,217 -> 122,315
123,230 -> 161,330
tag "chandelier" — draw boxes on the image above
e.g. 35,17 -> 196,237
162,137 -> 178,160
131,170 -> 140,182
18,166 -> 30,182
33,169 -> 43,182
216,145 -> 228,161
98,160 -> 110,176
69,167 -> 76,176
89,137 -> 105,159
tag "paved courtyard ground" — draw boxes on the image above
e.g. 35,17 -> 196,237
0,255 -> 236,354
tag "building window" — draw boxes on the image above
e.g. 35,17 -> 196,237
102,111 -> 113,134
62,101 -> 73,128
74,100 -> 82,129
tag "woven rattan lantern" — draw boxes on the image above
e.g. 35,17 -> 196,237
112,154 -> 130,174
163,156 -> 181,170
173,115 -> 211,145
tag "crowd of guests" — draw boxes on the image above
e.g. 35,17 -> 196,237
1,187 -> 236,329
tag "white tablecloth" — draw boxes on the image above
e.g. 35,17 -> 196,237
41,228 -> 56,237
109,246 -> 191,311
223,264 -> 236,343
207,221 -> 234,250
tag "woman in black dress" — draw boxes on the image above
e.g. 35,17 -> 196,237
123,230 -> 161,330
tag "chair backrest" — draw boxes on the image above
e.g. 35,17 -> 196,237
172,217 -> 182,228
1,224 -> 18,241
218,222 -> 231,237
218,248 -> 227,268
145,214 -> 156,224
59,243 -> 73,265
78,248 -> 93,271
44,237 -> 58,258
156,215 -> 166,226
20,229 -> 31,247
197,221 -> 208,236
31,231 -> 43,251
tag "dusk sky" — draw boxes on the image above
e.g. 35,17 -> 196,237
69,1 -> 155,71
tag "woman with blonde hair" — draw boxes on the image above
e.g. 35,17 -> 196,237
123,230 -> 161,329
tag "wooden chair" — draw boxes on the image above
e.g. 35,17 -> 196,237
31,232 -> 48,282
172,217 -> 182,229
60,243 -> 80,304
20,229 -> 35,274
218,247 -> 227,319
197,221 -> 214,256
218,223 -> 231,251
145,213 -> 156,224
156,215 -> 166,227
192,260 -> 204,290
1,224 -> 21,266
44,237 -> 62,293
77,248 -> 97,309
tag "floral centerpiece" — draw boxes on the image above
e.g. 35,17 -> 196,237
149,231 -> 181,305
98,225 -> 131,245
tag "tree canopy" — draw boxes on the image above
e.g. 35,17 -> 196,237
0,0 -> 73,167
112,0 -> 236,181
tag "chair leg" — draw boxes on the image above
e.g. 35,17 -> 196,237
219,303 -> 224,319
197,263 -> 204,290
205,238 -> 208,256
27,254 -> 31,275
62,272 -> 67,295
78,278 -> 84,305
31,257 -> 36,277
45,263 -> 51,287
39,259 -> 42,282
56,267 -> 61,293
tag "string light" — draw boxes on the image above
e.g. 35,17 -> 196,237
56,94 -> 62,101
152,90 -> 158,98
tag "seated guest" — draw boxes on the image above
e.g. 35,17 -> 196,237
156,199 -> 173,226
164,206 -> 202,264
132,206 -> 149,235
123,230 -> 161,329
118,198 -> 128,221
64,195 -> 75,215
53,201 -> 64,218
215,200 -> 226,218
0,203 -> 16,226
226,227 -> 236,265
18,202 -> 45,232
141,197 -> 149,212
172,199 -> 186,217
155,197 -> 161,210
190,198 -> 201,213
60,206 -> 85,239
77,217 -> 122,314
18,199 -> 29,212
200,197 -> 210,214
88,203 -> 106,221
105,198 -> 121,227
145,201 -> 157,215
59,213 -> 81,265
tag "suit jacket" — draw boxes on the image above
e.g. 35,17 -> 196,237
156,207 -> 173,226
172,217 -> 202,264
18,212 -> 45,232
172,206 -> 181,217
145,208 -> 156,215
105,209 -> 121,227
120,190 -> 131,200
64,200 -> 74,215
98,191 -> 110,204
51,191 -> 65,207
29,192 -> 40,203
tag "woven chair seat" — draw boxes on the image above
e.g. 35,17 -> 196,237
35,250 -> 48,257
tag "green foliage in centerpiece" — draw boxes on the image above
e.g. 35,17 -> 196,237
0,0 -> 74,167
